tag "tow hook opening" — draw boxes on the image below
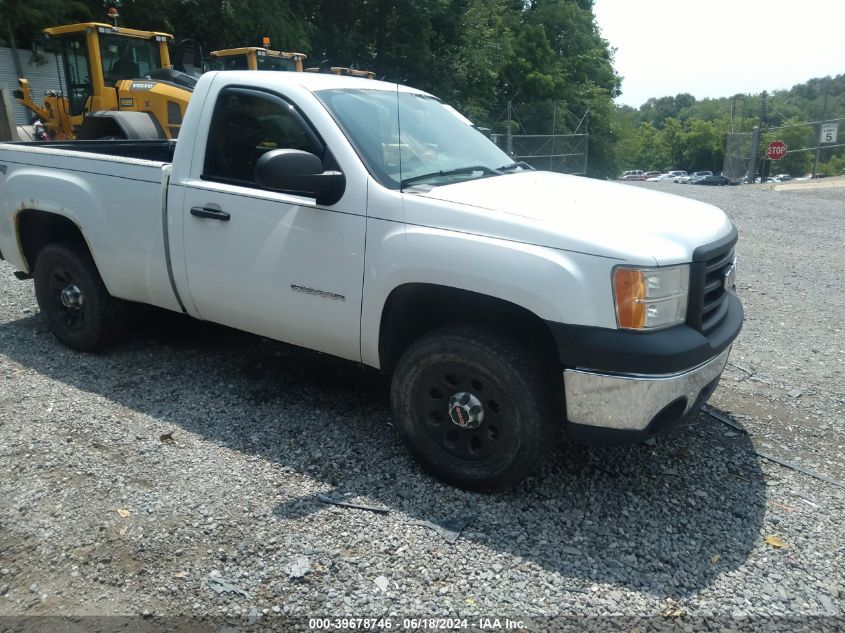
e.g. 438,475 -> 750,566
647,398 -> 688,435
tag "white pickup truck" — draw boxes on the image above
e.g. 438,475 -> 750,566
0,71 -> 742,490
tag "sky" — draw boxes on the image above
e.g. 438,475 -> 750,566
592,0 -> 845,108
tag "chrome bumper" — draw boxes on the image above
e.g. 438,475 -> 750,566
563,347 -> 731,431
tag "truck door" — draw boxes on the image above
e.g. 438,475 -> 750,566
180,86 -> 366,362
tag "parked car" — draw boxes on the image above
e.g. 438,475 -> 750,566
621,170 -> 644,179
647,173 -> 677,182
694,175 -> 739,186
0,70 -> 743,491
676,171 -> 712,184
644,171 -> 661,179
772,174 -> 793,182
667,170 -> 688,177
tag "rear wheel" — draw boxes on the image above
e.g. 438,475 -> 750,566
33,242 -> 122,351
390,326 -> 560,491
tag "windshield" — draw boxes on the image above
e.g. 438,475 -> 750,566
258,56 -> 297,71
100,34 -> 162,84
315,88 -> 513,189
210,54 -> 249,71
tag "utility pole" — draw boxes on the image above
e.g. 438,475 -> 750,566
505,100 -> 513,156
584,110 -> 590,176
550,101 -> 556,171
758,91 -> 768,129
730,97 -> 735,133
812,79 -> 830,178
746,126 -> 761,184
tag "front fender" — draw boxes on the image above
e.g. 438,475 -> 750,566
360,218 -> 617,368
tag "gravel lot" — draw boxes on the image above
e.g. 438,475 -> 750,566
0,181 -> 843,631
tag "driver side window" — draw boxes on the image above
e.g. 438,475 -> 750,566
203,88 -> 322,185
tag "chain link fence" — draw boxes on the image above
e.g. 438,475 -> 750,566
723,132 -> 754,180
486,101 -> 589,175
724,117 -> 845,180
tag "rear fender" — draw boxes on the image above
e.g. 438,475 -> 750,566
0,168 -> 97,274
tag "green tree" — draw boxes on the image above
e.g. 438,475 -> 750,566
681,120 -> 724,172
661,117 -> 685,168
635,123 -> 669,170
0,0 -> 94,49
450,0 -> 514,122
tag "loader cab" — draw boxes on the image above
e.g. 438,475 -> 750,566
100,33 -> 164,84
209,47 -> 307,72
43,23 -> 174,117
21,22 -> 192,140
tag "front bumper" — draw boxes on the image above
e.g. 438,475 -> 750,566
546,290 -> 742,445
564,346 -> 731,438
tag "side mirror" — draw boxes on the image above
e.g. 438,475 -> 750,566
254,149 -> 346,206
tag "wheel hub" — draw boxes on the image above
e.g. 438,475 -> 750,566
448,392 -> 484,429
60,284 -> 83,309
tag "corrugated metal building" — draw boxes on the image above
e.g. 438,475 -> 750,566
0,47 -> 67,125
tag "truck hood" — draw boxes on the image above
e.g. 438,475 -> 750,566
411,171 -> 733,264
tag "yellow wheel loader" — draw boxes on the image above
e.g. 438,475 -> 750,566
15,22 -> 196,140
209,46 -> 307,72
211,38 -> 374,79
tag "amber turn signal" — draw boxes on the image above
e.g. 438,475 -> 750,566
613,268 -> 647,329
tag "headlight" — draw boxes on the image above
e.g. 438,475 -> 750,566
613,264 -> 689,330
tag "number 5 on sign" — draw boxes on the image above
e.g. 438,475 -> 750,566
821,123 -> 838,144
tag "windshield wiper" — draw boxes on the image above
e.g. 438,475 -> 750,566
496,161 -> 534,172
400,165 -> 501,188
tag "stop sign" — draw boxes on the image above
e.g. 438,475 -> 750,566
766,140 -> 787,160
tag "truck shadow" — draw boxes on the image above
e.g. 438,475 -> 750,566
0,309 -> 766,598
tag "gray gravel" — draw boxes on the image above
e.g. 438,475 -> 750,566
0,182 -> 843,629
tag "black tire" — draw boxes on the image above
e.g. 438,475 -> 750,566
33,242 -> 122,351
390,326 -> 561,491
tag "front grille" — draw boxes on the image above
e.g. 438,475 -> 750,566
687,229 -> 737,333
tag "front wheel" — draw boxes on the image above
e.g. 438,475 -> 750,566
390,326 -> 560,491
33,242 -> 122,351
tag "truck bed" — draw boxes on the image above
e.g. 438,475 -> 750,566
0,141 -> 181,312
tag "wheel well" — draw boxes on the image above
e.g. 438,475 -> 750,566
378,283 -> 559,375
17,210 -> 88,272
77,111 -> 165,140
76,115 -> 128,140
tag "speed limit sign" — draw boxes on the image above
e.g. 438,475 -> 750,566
821,123 -> 838,144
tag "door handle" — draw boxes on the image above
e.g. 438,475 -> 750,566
190,206 -> 231,221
